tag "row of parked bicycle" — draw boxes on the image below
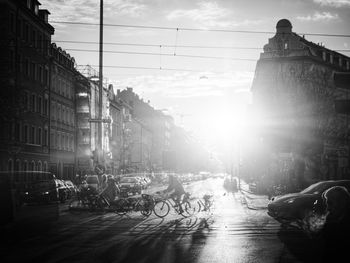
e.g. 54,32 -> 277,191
69,187 -> 213,218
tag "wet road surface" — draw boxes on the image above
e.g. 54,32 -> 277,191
1,178 -> 325,263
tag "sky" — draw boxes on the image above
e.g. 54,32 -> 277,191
40,0 -> 350,153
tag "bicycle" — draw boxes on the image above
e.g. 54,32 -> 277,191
112,194 -> 155,216
69,186 -> 100,212
152,192 -> 195,218
197,194 -> 213,212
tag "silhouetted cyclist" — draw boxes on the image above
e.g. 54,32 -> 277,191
164,174 -> 185,212
100,177 -> 120,205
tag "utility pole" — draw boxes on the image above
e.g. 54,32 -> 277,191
98,0 -> 104,164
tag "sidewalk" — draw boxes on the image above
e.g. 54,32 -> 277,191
239,180 -> 269,210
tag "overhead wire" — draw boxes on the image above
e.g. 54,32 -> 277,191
64,48 -> 257,61
50,20 -> 350,38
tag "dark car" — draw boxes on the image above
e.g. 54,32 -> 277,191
23,179 -> 60,204
267,180 -> 350,231
119,177 -> 142,195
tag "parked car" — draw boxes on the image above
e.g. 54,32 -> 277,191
63,180 -> 77,199
23,179 -> 60,204
267,180 -> 350,231
119,177 -> 142,195
86,175 -> 99,190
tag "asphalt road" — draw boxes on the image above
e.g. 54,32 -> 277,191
1,178 -> 326,263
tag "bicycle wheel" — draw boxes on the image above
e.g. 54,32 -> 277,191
113,198 -> 128,215
190,199 -> 201,213
181,201 -> 195,217
153,200 -> 170,218
138,200 -> 153,217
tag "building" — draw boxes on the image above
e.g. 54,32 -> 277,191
75,66 -> 110,175
49,44 -> 76,179
75,72 -> 92,175
127,117 -> 152,173
116,87 -> 173,171
0,0 -> 53,172
251,19 -> 350,186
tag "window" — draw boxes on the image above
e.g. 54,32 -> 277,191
51,102 -> 56,120
56,133 -> 59,148
44,96 -> 48,115
15,159 -> 20,171
9,49 -> 15,71
58,105 -> 62,121
37,161 -> 42,171
43,162 -> 48,172
31,29 -> 36,47
37,128 -> 42,145
43,36 -> 48,55
17,19 -> 23,38
30,126 -> 35,144
22,91 -> 29,110
67,109 -> 70,124
37,96 -> 42,114
44,127 -> 48,146
34,4 -> 39,15
25,23 -> 29,42
23,125 -> 28,143
62,107 -> 65,123
58,79 -> 62,94
44,68 -> 48,85
31,94 -> 36,112
27,0 -> 32,9
15,122 -> 20,142
8,159 -> 14,172
30,161 -> 35,171
62,135 -> 66,150
38,66 -> 43,82
57,134 -> 61,149
31,62 -> 36,79
10,13 -> 15,33
18,54 -> 23,73
50,132 -> 55,148
25,58 -> 30,76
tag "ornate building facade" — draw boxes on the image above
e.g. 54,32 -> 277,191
0,0 -> 53,172
49,44 -> 76,179
251,19 -> 350,186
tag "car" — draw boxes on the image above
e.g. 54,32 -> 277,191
22,179 -> 60,204
86,175 -> 99,190
267,180 -> 350,231
119,177 -> 142,195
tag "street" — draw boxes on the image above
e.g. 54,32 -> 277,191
0,178 -> 327,263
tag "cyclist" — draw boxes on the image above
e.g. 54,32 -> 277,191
100,176 -> 120,205
163,174 -> 185,212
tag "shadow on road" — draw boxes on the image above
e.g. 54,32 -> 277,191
277,226 -> 325,263
98,215 -> 214,263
